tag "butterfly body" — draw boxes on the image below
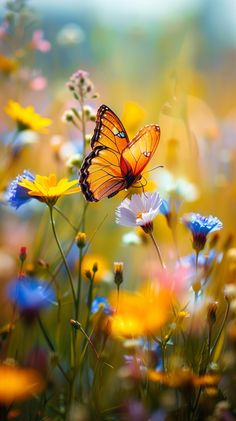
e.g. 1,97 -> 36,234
79,105 -> 160,202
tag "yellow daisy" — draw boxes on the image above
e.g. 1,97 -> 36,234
18,173 -> 81,206
5,100 -> 51,133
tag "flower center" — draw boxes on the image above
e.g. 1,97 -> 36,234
136,211 -> 143,220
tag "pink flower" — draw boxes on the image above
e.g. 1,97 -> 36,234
157,267 -> 190,299
30,76 -> 47,91
143,263 -> 190,301
30,30 -> 51,53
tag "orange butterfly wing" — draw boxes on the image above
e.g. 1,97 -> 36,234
79,105 -> 160,202
120,125 -> 160,178
79,105 -> 129,201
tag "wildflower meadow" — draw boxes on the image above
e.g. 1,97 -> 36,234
0,0 -> 236,420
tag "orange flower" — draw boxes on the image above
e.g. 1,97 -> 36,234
0,364 -> 45,404
148,368 -> 220,388
0,54 -> 18,74
109,281 -> 171,338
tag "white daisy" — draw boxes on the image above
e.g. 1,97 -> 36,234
115,192 -> 162,231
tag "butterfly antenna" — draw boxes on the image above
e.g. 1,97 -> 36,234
143,165 -> 164,175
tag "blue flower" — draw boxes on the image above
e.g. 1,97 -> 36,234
181,213 -> 223,252
160,199 -> 169,216
7,170 -> 35,209
7,276 -> 55,313
91,296 -> 111,315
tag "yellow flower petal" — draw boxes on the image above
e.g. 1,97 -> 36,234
5,100 -> 51,133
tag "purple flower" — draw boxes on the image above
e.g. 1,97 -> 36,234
7,170 -> 35,209
181,213 -> 223,252
67,69 -> 94,100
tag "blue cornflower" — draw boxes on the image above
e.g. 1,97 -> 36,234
160,199 -> 169,216
91,296 -> 111,315
7,276 -> 55,319
7,170 -> 35,209
181,213 -> 223,252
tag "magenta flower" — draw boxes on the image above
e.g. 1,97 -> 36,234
30,30 -> 51,53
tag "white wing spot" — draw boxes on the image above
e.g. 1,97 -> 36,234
143,151 -> 151,157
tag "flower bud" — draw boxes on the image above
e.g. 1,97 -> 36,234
19,246 -> 27,263
223,234 -> 234,251
192,279 -> 201,294
75,232 -> 86,249
37,258 -> 49,270
62,110 -> 75,123
66,153 -> 83,170
209,233 -> 220,249
70,319 -> 81,330
92,262 -> 98,273
67,69 -> 94,100
85,269 -> 92,280
207,302 -> 218,326
114,262 -> 124,287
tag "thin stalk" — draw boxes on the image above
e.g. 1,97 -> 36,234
37,316 -> 69,382
191,324 -> 213,420
149,232 -> 166,270
49,205 -> 76,306
54,206 -> 77,231
79,96 -> 86,156
161,341 -> 166,372
171,227 -> 181,265
116,285 -> 120,313
85,273 -> 95,333
50,203 -> 100,285
75,247 -> 83,321
79,96 -> 88,233
71,320 -> 99,359
210,297 -> 230,358
195,251 -> 199,274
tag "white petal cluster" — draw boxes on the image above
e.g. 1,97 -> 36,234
116,192 -> 162,227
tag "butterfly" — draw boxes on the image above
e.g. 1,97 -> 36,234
79,104 -> 160,202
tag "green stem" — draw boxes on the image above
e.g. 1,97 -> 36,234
71,320 -> 99,359
79,97 -> 86,156
75,247 -> 83,321
191,324 -> 213,420
171,226 -> 181,265
85,273 -> 95,333
161,341 -> 166,372
149,232 -> 166,270
79,97 -> 87,233
116,285 -> 120,312
54,206 -> 77,231
37,316 -> 69,382
49,205 -> 76,307
210,297 -> 230,358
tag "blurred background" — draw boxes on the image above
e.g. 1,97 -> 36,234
0,0 -> 236,290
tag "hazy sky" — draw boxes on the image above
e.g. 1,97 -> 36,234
0,0 -> 205,23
